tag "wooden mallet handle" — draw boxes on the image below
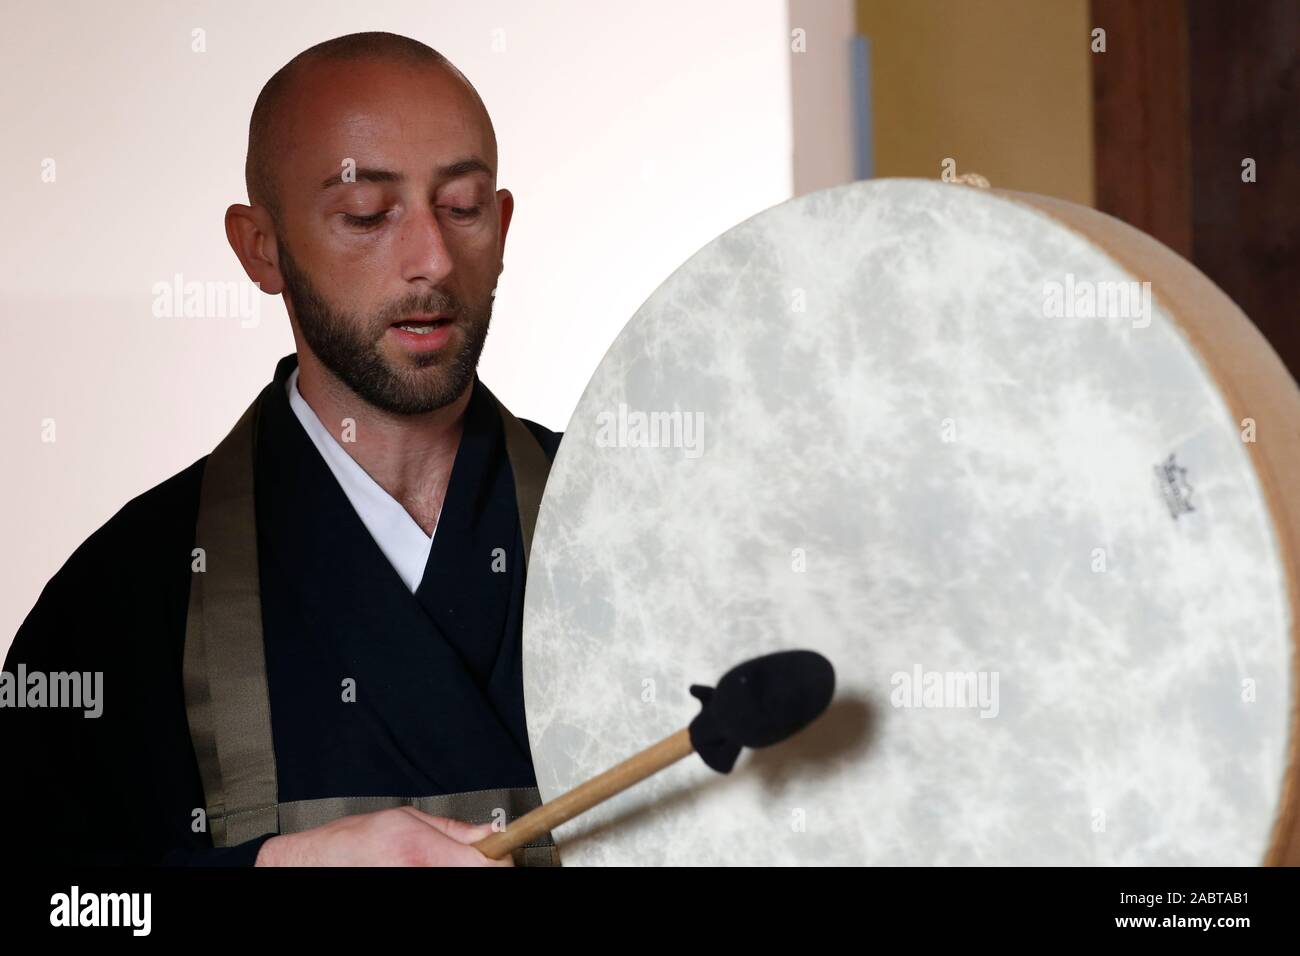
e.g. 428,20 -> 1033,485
473,727 -> 694,860
474,650 -> 836,860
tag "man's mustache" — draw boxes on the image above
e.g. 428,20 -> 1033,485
375,296 -> 462,326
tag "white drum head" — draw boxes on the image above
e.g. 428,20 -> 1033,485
522,179 -> 1299,865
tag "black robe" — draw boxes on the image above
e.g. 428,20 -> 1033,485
0,354 -> 561,865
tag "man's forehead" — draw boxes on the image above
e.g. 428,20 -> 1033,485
276,58 -> 495,180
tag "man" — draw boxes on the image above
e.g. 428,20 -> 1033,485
1,32 -> 560,866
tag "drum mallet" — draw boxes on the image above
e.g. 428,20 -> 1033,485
473,649 -> 835,860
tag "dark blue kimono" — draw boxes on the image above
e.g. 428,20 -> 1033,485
1,353 -> 561,865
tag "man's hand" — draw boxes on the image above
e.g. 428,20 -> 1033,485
254,806 -> 513,866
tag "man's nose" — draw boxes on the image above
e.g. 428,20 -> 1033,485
397,206 -> 455,287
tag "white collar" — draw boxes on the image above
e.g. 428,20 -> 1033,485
285,366 -> 436,593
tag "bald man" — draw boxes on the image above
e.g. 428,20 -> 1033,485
1,32 -> 561,866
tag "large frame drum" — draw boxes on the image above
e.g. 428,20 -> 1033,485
522,179 -> 1300,865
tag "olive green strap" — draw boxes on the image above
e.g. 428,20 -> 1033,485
184,383 -> 558,859
183,391 -> 280,847
494,397 -> 553,569
483,401 -> 558,864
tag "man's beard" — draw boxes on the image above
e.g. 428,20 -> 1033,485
277,240 -> 492,415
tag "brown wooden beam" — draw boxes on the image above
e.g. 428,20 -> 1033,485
1090,0 -> 1193,258
1187,0 -> 1300,381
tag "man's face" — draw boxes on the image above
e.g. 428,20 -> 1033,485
268,59 -> 509,414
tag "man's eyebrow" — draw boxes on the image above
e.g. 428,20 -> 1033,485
320,168 -> 403,189
319,158 -> 494,190
437,157 -> 494,180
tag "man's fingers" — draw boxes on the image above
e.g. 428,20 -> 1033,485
413,811 -> 494,844
394,808 -> 512,864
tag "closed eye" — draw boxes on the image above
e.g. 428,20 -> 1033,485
341,211 -> 389,229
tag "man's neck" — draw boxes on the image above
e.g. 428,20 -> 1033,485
293,355 -> 471,536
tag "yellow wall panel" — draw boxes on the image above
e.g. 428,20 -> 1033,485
857,0 -> 1095,205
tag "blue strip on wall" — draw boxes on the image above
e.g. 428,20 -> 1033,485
851,34 -> 874,181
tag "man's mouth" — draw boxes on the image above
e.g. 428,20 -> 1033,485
392,314 -> 453,334
387,313 -> 457,353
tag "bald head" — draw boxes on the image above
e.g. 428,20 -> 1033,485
245,31 -> 495,221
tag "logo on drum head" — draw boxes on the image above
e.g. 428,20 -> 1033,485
1154,453 -> 1195,519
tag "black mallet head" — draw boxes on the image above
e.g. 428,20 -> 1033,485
687,650 -> 835,773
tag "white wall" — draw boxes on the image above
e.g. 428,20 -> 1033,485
0,0 -> 801,651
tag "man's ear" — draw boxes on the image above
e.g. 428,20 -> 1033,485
496,188 -> 514,273
225,203 -> 285,295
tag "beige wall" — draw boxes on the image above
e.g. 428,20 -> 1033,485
857,0 -> 1095,205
